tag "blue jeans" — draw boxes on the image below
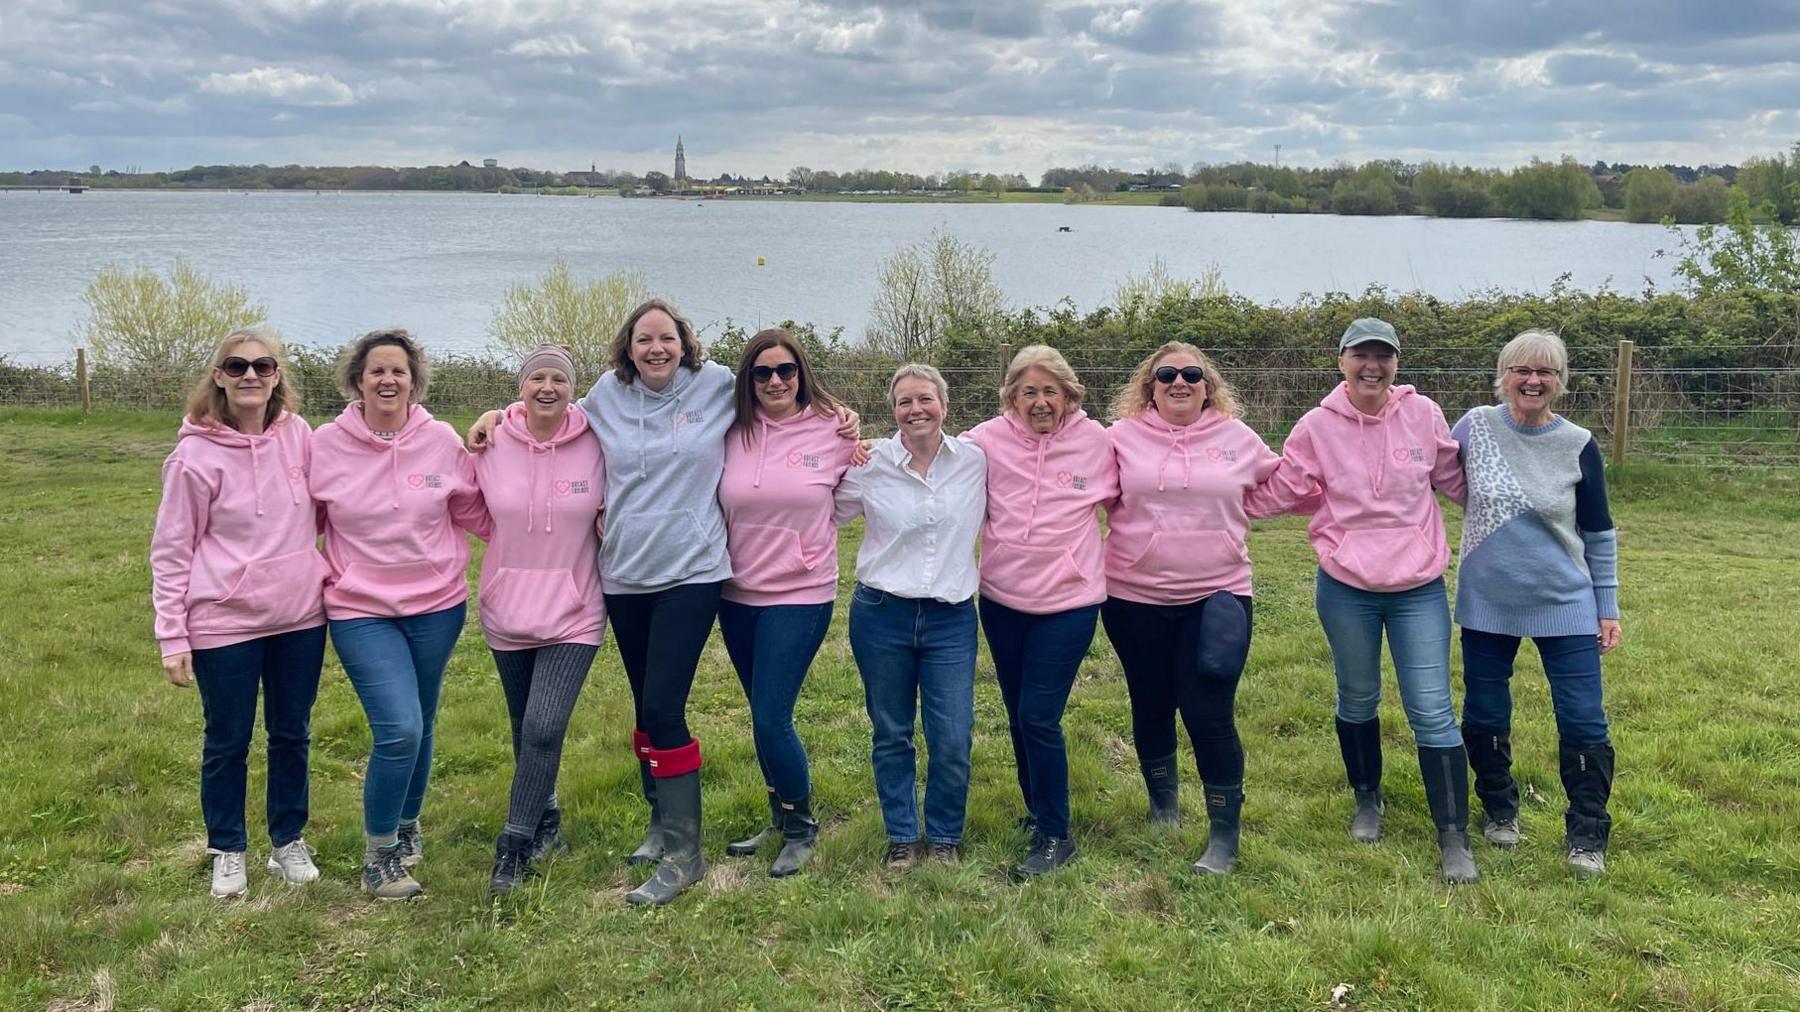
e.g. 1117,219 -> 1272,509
718,600 -> 833,800
979,597 -> 1099,839
191,625 -> 327,852
1315,571 -> 1461,748
848,584 -> 977,845
330,603 -> 467,837
1460,628 -> 1610,747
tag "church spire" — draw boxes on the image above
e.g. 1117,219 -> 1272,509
674,136 -> 687,181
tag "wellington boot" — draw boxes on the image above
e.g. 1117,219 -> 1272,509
628,760 -> 664,867
728,791 -> 780,857
1139,752 -> 1180,827
1350,789 -> 1385,844
1337,717 -> 1384,842
1420,745 -> 1479,884
1191,783 -> 1243,876
769,796 -> 819,878
627,769 -> 705,906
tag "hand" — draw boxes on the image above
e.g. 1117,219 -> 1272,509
850,439 -> 872,467
466,410 -> 502,452
163,653 -> 194,687
1597,618 -> 1622,654
834,405 -> 861,441
594,510 -> 605,541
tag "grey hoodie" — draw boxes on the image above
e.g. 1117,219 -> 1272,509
579,359 -> 735,594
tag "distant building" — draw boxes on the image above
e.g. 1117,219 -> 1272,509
674,137 -> 687,182
483,158 -> 498,169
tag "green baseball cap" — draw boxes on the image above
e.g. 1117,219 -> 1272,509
1339,318 -> 1400,352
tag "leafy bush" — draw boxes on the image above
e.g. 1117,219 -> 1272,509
486,260 -> 650,383
866,231 -> 1008,360
78,260 -> 264,375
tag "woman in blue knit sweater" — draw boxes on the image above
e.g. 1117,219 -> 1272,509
1451,329 -> 1622,877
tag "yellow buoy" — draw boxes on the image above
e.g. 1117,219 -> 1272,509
756,256 -> 766,266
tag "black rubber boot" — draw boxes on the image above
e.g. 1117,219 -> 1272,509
628,760 -> 663,867
1464,722 -> 1521,848
727,790 -> 780,857
1191,783 -> 1243,876
1419,745 -> 1479,884
529,804 -> 569,862
1560,739 -> 1615,876
489,831 -> 533,895
769,796 -> 819,878
1140,752 -> 1180,827
627,769 -> 705,906
1336,717 -> 1384,842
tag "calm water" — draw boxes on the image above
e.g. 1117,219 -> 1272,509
0,190 -> 1691,361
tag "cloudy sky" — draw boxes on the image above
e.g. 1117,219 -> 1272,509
3,0 -> 1797,177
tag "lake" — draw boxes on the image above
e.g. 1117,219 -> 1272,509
0,190 -> 1693,361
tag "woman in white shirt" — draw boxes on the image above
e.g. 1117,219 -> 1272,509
834,364 -> 987,869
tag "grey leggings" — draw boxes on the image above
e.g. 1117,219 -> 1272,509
491,643 -> 599,839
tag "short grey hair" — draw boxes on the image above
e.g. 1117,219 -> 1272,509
889,362 -> 949,406
1495,329 -> 1569,401
999,345 -> 1085,410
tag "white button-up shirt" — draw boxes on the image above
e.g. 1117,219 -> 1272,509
834,431 -> 987,604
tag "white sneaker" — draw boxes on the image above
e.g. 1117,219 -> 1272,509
267,838 -> 321,884
210,849 -> 248,898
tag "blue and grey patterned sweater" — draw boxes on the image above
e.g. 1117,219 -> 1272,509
1451,405 -> 1619,637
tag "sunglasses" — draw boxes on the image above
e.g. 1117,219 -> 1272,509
1154,366 -> 1206,385
751,362 -> 799,383
220,356 -> 279,378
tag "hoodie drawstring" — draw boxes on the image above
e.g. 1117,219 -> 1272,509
1155,424 -> 1193,493
752,415 -> 768,488
1024,435 -> 1048,541
248,440 -> 266,517
637,387 -> 648,478
1357,410 -> 1390,499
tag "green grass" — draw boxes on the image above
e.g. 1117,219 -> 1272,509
3,409 -> 1797,1010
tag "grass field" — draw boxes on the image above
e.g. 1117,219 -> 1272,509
3,409 -> 1798,1011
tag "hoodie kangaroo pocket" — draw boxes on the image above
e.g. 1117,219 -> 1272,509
982,540 -> 1090,602
210,548 -> 327,630
481,568 -> 591,642
602,509 -> 715,585
332,560 -> 445,614
1329,528 -> 1438,591
1127,530 -> 1245,596
727,524 -> 817,589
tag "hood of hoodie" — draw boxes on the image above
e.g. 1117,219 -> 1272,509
1132,405 -> 1232,493
499,401 -> 589,448
335,400 -> 439,447
996,406 -> 1091,447
497,400 -> 591,535
1320,381 -> 1417,421
1318,382 -> 1417,499
176,413 -> 304,514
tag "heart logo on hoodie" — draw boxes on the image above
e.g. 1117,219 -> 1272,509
287,465 -> 303,481
787,451 -> 804,466
1206,447 -> 1224,462
406,473 -> 425,488
1394,447 -> 1424,463
1056,470 -> 1072,487
555,479 -> 572,496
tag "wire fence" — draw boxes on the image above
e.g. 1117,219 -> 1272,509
3,343 -> 1796,467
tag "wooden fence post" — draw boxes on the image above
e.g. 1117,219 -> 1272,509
1610,339 -> 1634,466
77,347 -> 92,412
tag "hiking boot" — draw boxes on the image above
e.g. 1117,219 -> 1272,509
927,842 -> 961,863
395,820 -> 423,869
1559,740 -> 1615,859
1337,717 -> 1384,842
1567,847 -> 1607,877
529,806 -> 569,863
1420,745 -> 1479,885
1014,833 -> 1077,878
1482,814 -> 1522,850
489,832 -> 533,895
727,791 -> 780,857
266,838 -> 320,884
1140,752 -> 1180,827
626,749 -> 705,906
769,796 -> 818,878
361,842 -> 423,900
883,840 -> 922,870
210,849 -> 248,899
1191,784 -> 1243,876
1465,723 -> 1520,837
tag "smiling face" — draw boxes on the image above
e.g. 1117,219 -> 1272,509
752,345 -> 801,419
1150,351 -> 1206,425
630,309 -> 683,390
1338,342 -> 1398,403
1502,361 -> 1561,418
892,375 -> 946,445
212,339 -> 277,421
520,366 -> 572,420
1011,365 -> 1067,434
359,343 -> 413,414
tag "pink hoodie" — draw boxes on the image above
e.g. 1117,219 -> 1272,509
473,403 -> 607,650
963,408 -> 1117,614
1263,383 -> 1467,593
310,402 -> 485,620
150,413 -> 327,657
1104,407 -> 1284,605
719,407 -> 856,606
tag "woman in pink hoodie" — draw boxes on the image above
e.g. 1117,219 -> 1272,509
716,328 -> 856,879
1260,318 -> 1477,885
471,344 -> 606,895
1101,340 -> 1291,877
963,345 -> 1117,878
152,328 -> 328,900
310,328 -> 486,900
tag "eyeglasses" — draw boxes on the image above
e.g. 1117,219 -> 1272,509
751,362 -> 799,383
1154,366 -> 1206,385
220,356 -> 278,378
1507,367 -> 1558,381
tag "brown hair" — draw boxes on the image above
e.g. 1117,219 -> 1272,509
1109,340 -> 1240,420
184,327 -> 300,431
731,328 -> 844,447
338,328 -> 431,403
608,298 -> 704,384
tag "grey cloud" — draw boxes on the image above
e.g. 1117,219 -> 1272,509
1543,53 -> 1665,89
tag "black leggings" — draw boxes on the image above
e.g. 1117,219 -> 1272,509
604,581 -> 723,750
1100,594 -> 1254,786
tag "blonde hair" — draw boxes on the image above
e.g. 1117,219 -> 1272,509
889,363 -> 949,405
999,345 -> 1085,412
184,327 -> 300,431
1109,341 -> 1239,420
609,298 -> 704,384
1494,329 -> 1570,401
339,328 -> 431,403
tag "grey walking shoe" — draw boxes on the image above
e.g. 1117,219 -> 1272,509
1350,789 -> 1385,843
626,769 -> 705,906
361,842 -> 423,900
1438,829 -> 1480,884
727,791 -> 780,857
1481,814 -> 1522,849
395,820 -> 423,868
266,838 -> 320,885
1566,847 -> 1607,877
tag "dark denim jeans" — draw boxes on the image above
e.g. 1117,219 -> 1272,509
1315,571 -> 1462,748
191,625 -> 327,852
848,584 -> 977,845
1460,628 -> 1610,747
330,603 -> 467,837
978,597 -> 1099,838
718,600 -> 834,800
